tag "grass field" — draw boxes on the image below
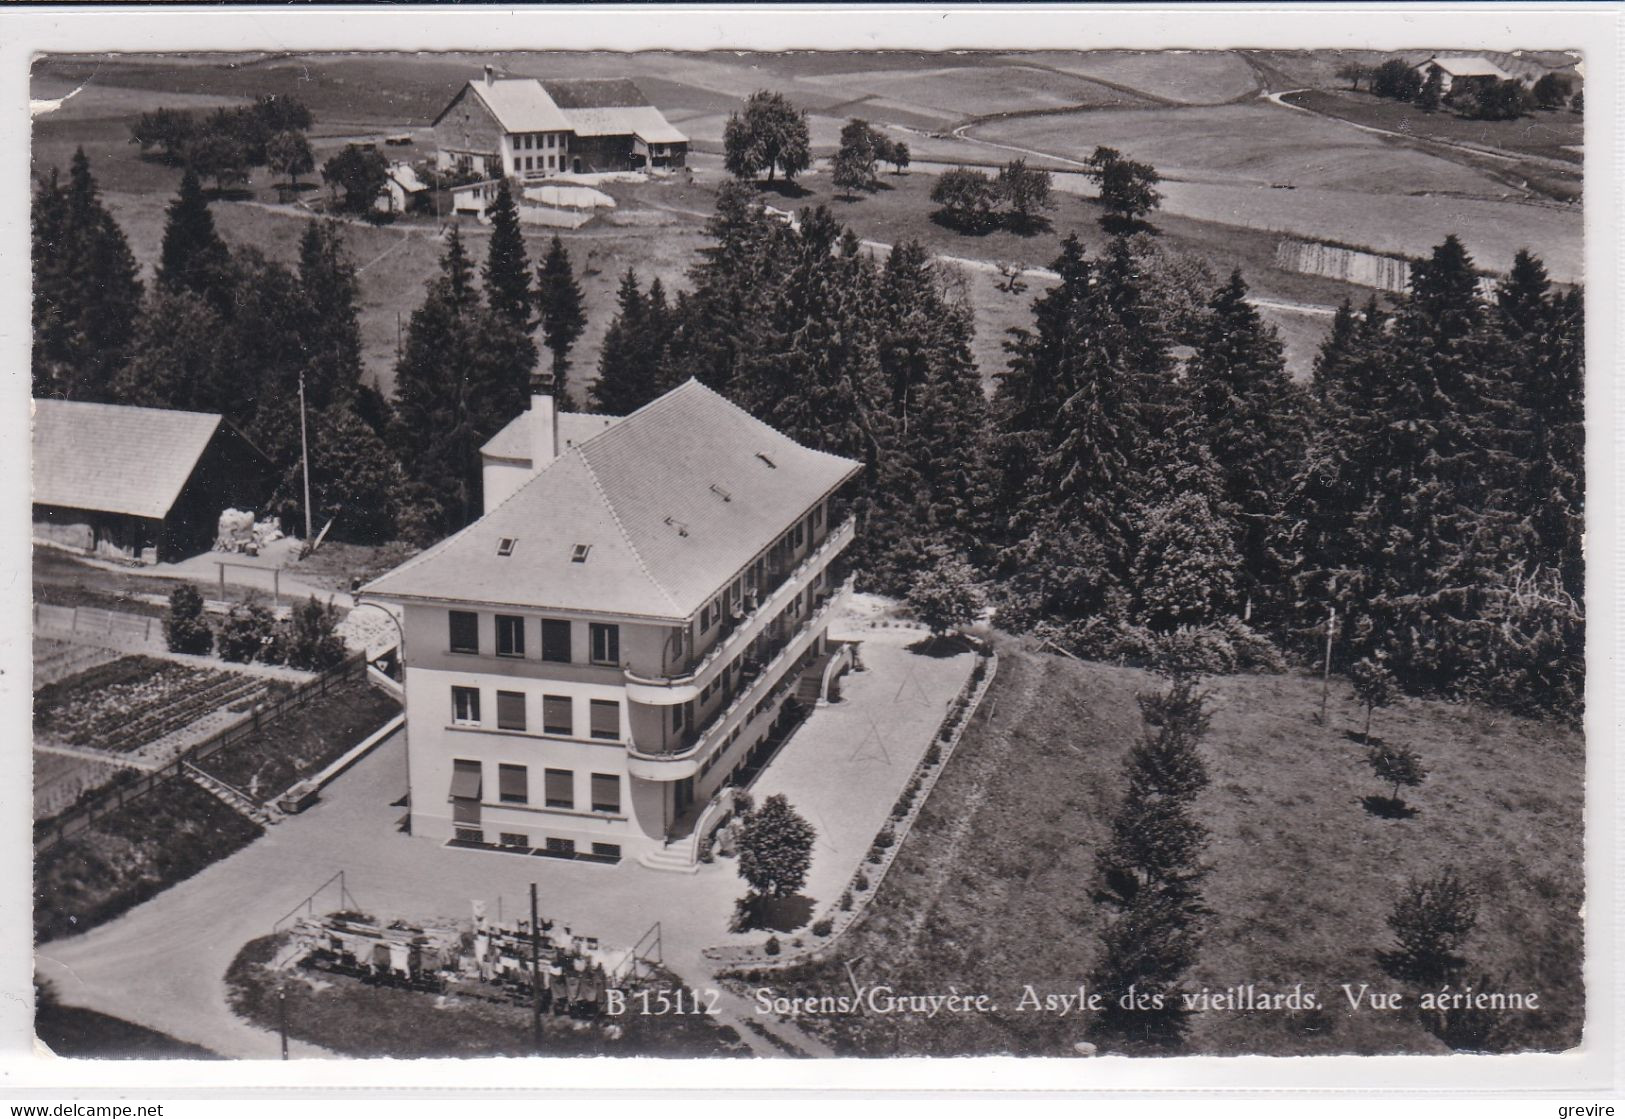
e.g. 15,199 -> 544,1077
760,642 -> 1582,1057
1000,50 -> 1262,105
35,775 -> 263,944
196,677 -> 400,800
1285,88 -> 1584,168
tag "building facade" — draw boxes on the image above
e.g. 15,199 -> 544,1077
431,69 -> 688,187
363,381 -> 859,870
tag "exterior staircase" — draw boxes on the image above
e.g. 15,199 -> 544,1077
182,761 -> 279,827
638,844 -> 701,875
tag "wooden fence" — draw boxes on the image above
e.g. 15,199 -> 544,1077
34,653 -> 367,854
35,603 -> 162,647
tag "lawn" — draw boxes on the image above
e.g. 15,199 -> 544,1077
1284,88 -> 1584,168
756,641 -> 1583,1057
35,656 -> 267,754
226,933 -> 748,1058
194,677 -> 400,801
35,775 -> 264,944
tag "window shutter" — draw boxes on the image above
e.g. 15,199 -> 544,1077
450,759 -> 482,800
589,700 -> 620,740
542,695 -> 573,736
496,691 -> 526,731
498,764 -> 528,804
591,773 -> 621,814
544,768 -> 574,808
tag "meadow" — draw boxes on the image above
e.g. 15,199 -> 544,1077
763,643 -> 1583,1057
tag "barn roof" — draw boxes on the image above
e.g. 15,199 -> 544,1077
365,380 -> 860,620
539,78 -> 650,110
1424,56 -> 1514,80
32,399 -> 231,521
563,105 -> 689,144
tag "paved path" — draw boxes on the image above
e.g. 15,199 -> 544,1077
36,628 -> 970,1059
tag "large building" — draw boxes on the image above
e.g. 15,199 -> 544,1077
362,381 -> 860,871
432,68 -> 688,183
31,399 -> 275,564
1413,55 -> 1515,93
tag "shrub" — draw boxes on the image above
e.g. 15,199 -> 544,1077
812,917 -> 833,937
163,584 -> 214,655
764,935 -> 781,957
217,600 -> 278,663
284,595 -> 347,672
839,889 -> 853,911
924,743 -> 942,767
866,850 -> 883,864
874,823 -> 895,850
1379,869 -> 1479,986
1213,618 -> 1288,673
854,871 -> 870,892
1152,625 -> 1238,677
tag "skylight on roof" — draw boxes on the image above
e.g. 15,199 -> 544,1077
571,544 -> 591,563
497,537 -> 517,556
663,516 -> 690,538
755,452 -> 777,469
709,483 -> 732,503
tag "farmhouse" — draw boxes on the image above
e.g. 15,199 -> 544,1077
362,380 -> 860,870
32,399 -> 275,565
1415,55 -> 1515,93
432,67 -> 688,185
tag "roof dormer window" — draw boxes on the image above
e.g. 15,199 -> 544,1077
571,543 -> 591,563
497,537 -> 517,556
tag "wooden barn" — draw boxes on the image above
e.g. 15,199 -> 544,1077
32,399 -> 276,565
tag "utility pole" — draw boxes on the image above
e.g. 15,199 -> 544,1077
278,985 -> 288,1060
1320,604 -> 1337,726
530,882 -> 542,1053
298,373 -> 314,545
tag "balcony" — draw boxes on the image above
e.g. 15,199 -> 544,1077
627,576 -> 854,781
623,517 -> 856,706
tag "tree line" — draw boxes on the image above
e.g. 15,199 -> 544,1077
130,95 -> 315,192
1339,58 -> 1580,119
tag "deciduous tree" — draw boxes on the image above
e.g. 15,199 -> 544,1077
723,90 -> 811,184
735,794 -> 816,926
1084,146 -> 1163,232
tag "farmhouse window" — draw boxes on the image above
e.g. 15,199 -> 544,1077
590,623 -> 620,665
449,610 -> 479,654
452,686 -> 481,726
496,690 -> 526,731
542,619 -> 572,662
544,768 -> 574,809
548,134 -> 556,148
450,758 -> 482,802
496,615 -> 525,658
591,774 -> 621,814
542,695 -> 573,736
589,699 -> 620,741
498,764 -> 528,804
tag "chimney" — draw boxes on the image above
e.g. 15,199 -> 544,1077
483,64 -> 495,87
530,390 -> 558,471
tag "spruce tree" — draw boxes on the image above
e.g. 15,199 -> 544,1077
31,151 -> 145,401
591,269 -> 662,415
112,290 -> 235,413
295,220 -> 364,411
1184,270 -> 1306,620
156,167 -> 234,314
534,234 -> 586,407
483,178 -> 533,327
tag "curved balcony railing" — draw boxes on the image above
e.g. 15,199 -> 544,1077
622,517 -> 856,706
626,577 -> 854,781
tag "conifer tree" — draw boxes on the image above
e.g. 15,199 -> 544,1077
534,234 -> 586,407
112,290 -> 235,413
294,220 -> 364,411
1184,270 -> 1306,619
483,179 -> 533,327
591,269 -> 664,415
31,150 -> 145,401
156,167 -> 234,314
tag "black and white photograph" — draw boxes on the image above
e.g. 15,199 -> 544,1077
5,4 -> 1616,1093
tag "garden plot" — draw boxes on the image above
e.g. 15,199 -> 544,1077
34,656 -> 267,756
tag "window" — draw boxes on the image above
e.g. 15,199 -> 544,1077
592,842 -> 621,860
590,623 -> 620,665
671,704 -> 685,732
813,503 -> 825,529
544,768 -> 574,809
794,521 -> 806,548
546,837 -> 576,856
571,543 -> 591,563
449,611 -> 479,654
500,832 -> 529,848
497,537 -> 517,556
542,619 -> 571,663
591,773 -> 621,814
455,827 -> 485,844
589,699 -> 620,741
542,695 -> 573,736
496,615 -> 525,658
498,763 -> 528,804
547,133 -> 556,148
450,759 -> 481,819
547,154 -> 555,170
699,603 -> 712,631
452,686 -> 481,726
496,690 -> 526,731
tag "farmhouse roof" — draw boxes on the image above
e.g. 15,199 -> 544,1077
459,78 -> 572,134
31,399 -> 238,521
388,163 -> 428,193
364,380 -> 861,620
539,78 -> 650,110
481,410 -> 625,460
564,105 -> 689,144
1422,56 -> 1514,80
